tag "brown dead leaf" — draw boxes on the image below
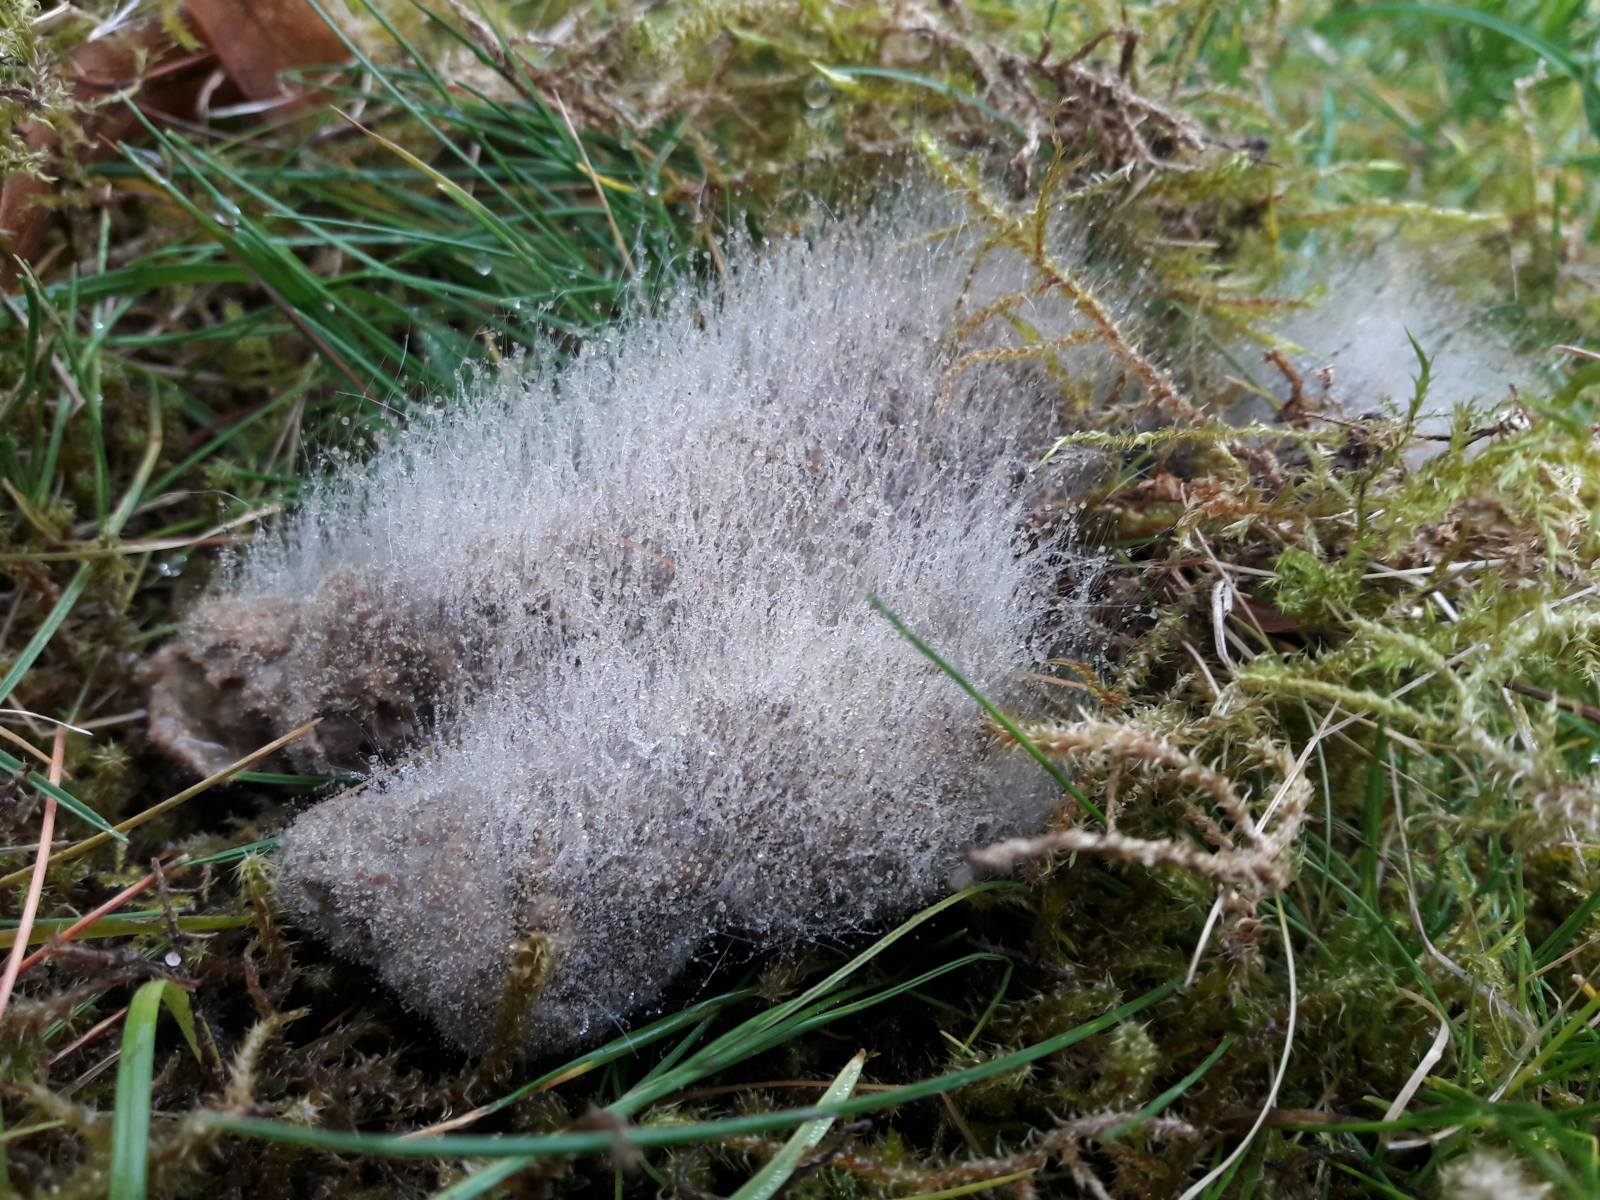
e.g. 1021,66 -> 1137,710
1,0 -> 347,289
185,0 -> 348,105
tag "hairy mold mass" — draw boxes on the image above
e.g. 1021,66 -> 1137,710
146,213 -> 1099,1053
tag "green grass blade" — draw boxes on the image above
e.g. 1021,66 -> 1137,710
729,1051 -> 865,1200
0,744 -> 122,840
0,914 -> 249,950
1535,882 -> 1600,967
183,839 -> 283,868
103,388 -> 162,539
110,980 -> 201,1200
1318,3 -> 1600,138
866,595 -> 1101,820
411,989 -> 757,1139
892,1171 -> 1038,1200
613,886 -> 1007,1116
0,548 -> 123,839
1107,1035 -> 1237,1138
429,1156 -> 537,1200
200,979 -> 1177,1158
332,111 -> 561,288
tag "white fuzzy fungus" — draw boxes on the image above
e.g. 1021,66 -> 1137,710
146,212 -> 1091,1053
1231,238 -> 1532,436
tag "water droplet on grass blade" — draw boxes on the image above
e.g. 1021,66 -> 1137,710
803,74 -> 835,109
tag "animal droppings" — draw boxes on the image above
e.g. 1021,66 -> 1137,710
145,210 -> 1099,1054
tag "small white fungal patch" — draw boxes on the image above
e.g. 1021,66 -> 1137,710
147,211 -> 1094,1053
1440,1151 -> 1553,1200
1223,238 -> 1532,437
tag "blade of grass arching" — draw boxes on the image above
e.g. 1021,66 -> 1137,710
634,1012 -> 721,1089
964,958 -> 1011,1047
183,838 -> 282,868
652,953 -> 1008,1100
395,83 -> 608,263
121,157 -> 397,399
1502,986 -> 1600,1098
729,1051 -> 865,1200
203,978 -> 1178,1158
214,194 -> 536,390
333,110 -> 570,294
109,979 -> 201,1200
20,282 -> 74,509
307,0 -> 568,244
1518,1041 -> 1600,1096
1,261 -> 248,324
612,886 -> 1010,1116
778,954 -> 1007,1044
0,561 -> 89,717
1317,4 -> 1600,138
144,378 -> 307,498
867,595 -> 1102,821
333,7 -> 683,311
103,388 -> 162,539
123,134 -> 417,405
405,990 -> 758,1138
248,160 -> 582,314
1302,831 -> 1450,1009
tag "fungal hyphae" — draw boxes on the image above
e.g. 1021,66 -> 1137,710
146,208 -> 1110,1053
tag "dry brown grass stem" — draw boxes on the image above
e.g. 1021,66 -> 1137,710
16,864 -> 166,976
0,728 -> 66,1027
0,719 -> 321,889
